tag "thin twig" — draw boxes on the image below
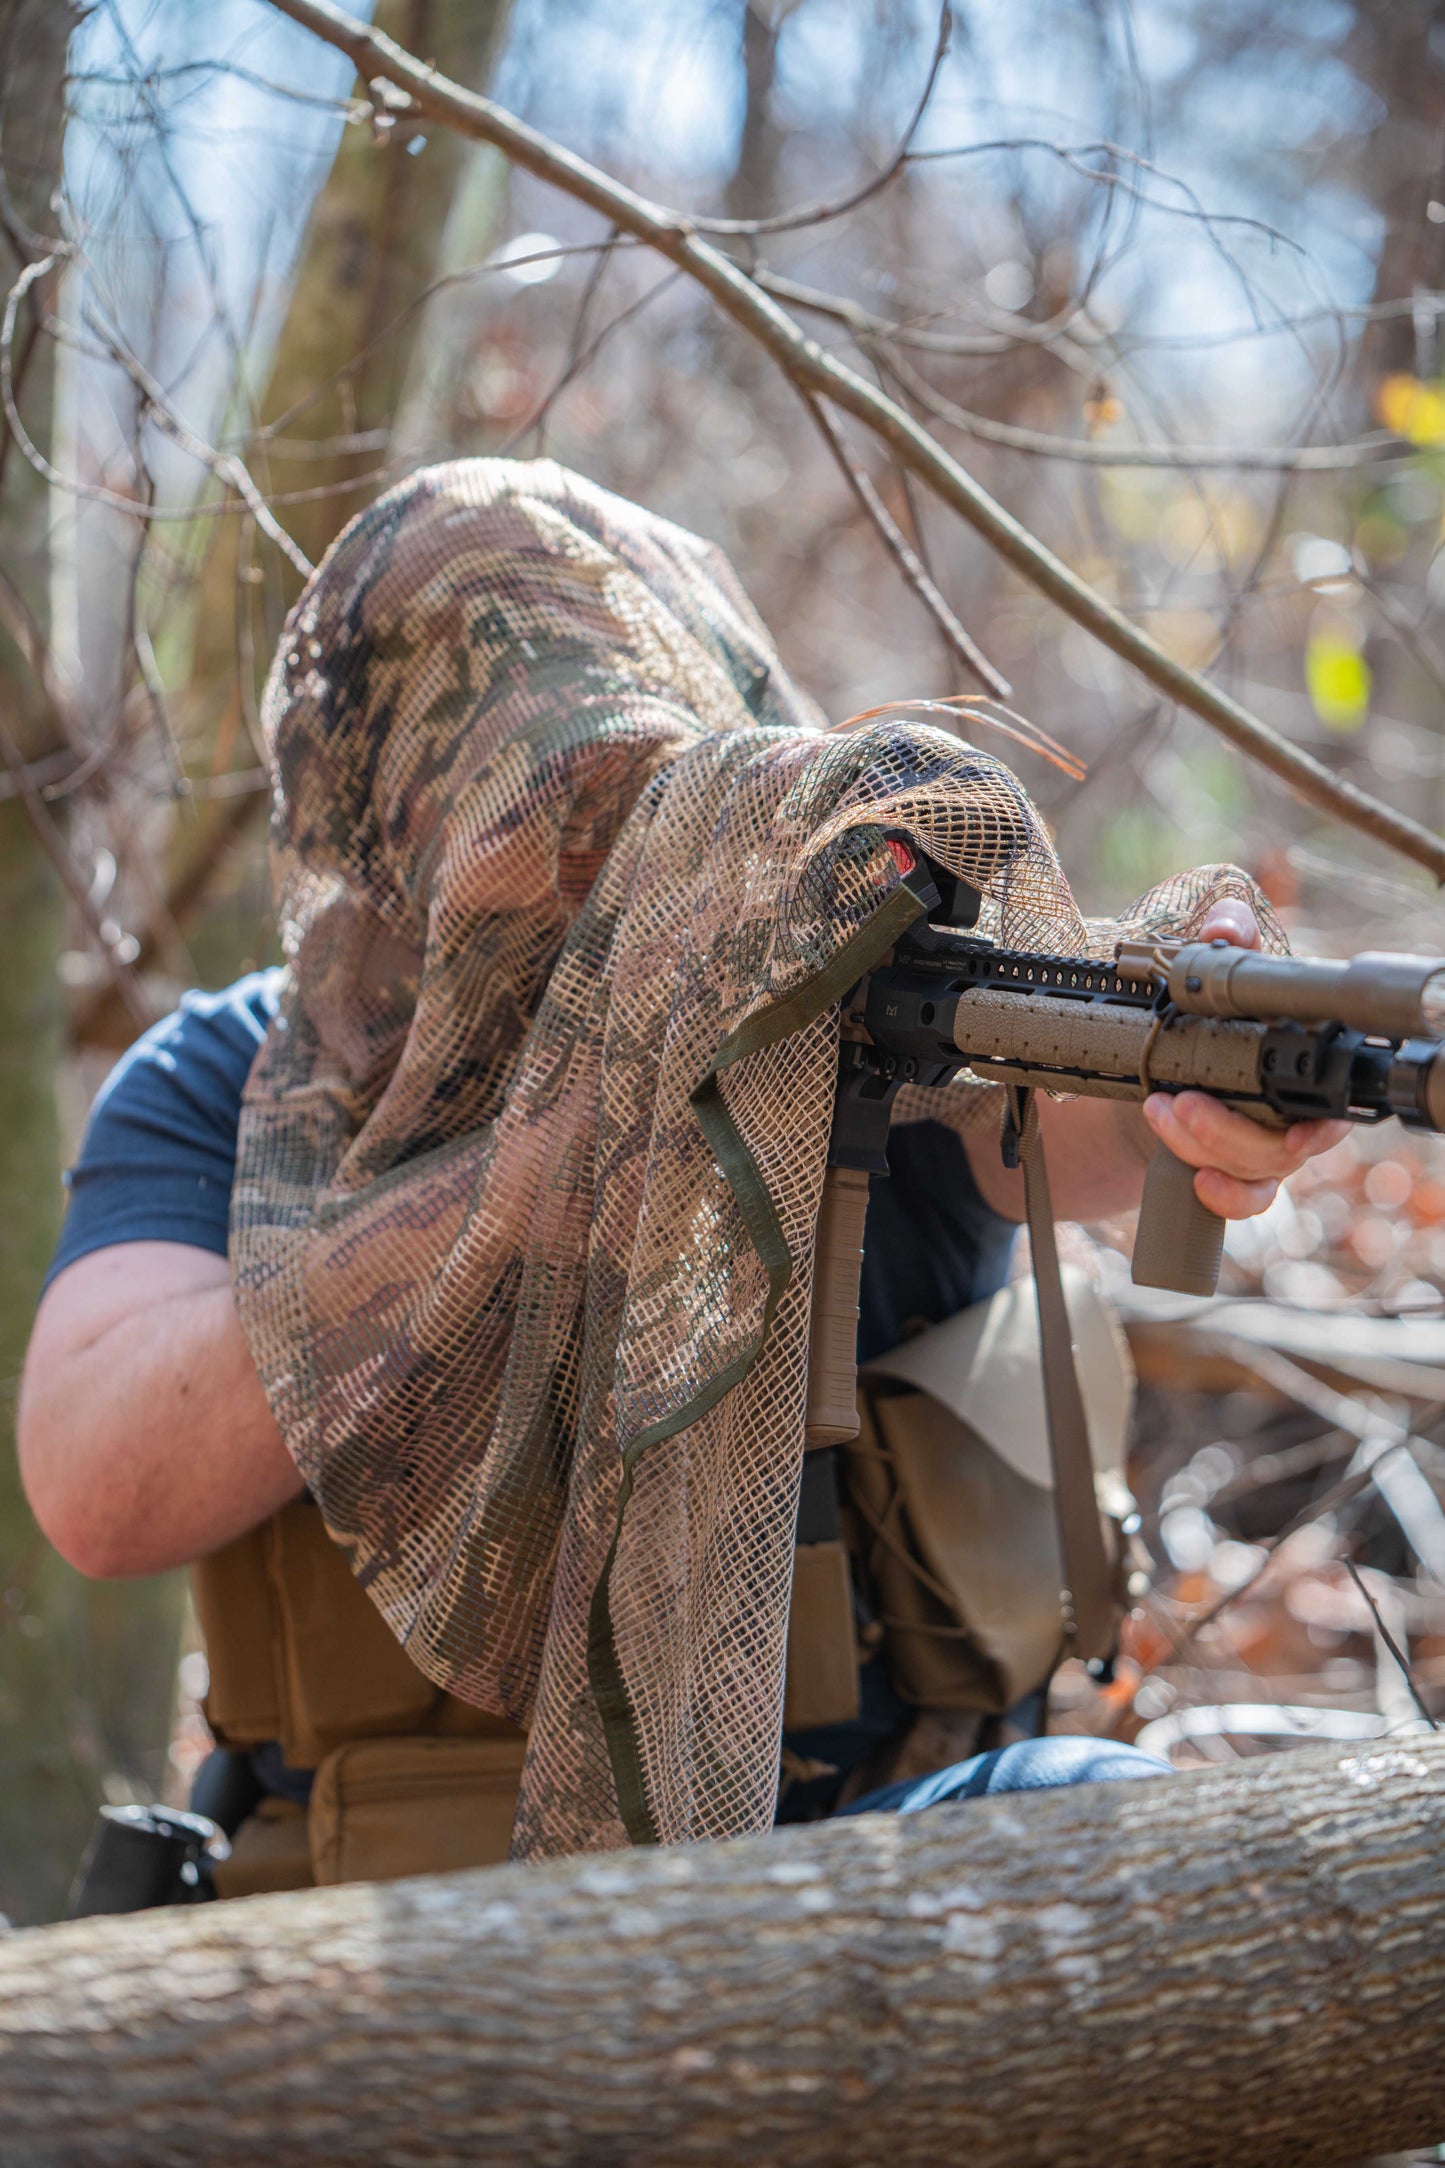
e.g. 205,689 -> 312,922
0,745 -> 84,801
254,237 -> 637,444
0,711 -> 150,1028
750,270 -> 1428,412
71,785 -> 269,1046
0,297 -> 39,495
1343,1558 -> 1440,1732
691,2 -> 953,240
881,345 -> 1409,473
83,305 -> 314,577
827,694 -> 1086,782
0,557 -> 74,729
69,57 -> 365,118
2,256 -> 314,570
521,226 -> 618,455
1346,558 -> 1445,710
803,393 -> 1012,699
122,455 -> 186,793
908,134 -> 1301,261
259,0 -> 1445,883
1151,1341 -> 1445,1665
500,261 -> 680,458
752,264 -> 1094,361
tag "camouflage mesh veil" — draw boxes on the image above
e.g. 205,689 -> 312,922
231,458 -> 1279,1858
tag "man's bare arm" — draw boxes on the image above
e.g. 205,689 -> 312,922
18,1242 -> 303,1580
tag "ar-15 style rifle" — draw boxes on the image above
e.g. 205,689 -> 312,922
804,838 -> 1445,1658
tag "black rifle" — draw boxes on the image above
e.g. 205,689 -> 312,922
803,843 -> 1445,1657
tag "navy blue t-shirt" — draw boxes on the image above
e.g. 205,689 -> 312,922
45,973 -> 285,1293
46,974 -> 1016,1354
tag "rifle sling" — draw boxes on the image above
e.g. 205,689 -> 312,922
1007,1086 -> 1118,1663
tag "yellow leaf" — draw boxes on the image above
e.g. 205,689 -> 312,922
1376,373 -> 1445,446
1305,631 -> 1371,732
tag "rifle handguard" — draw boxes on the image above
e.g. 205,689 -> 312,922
804,1164 -> 871,1447
1132,1139 -> 1225,1297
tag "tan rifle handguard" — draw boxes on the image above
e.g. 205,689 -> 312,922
957,988 -> 1279,1298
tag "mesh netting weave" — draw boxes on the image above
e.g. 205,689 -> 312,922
231,457 -> 1281,1857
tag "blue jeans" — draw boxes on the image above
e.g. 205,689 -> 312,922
842,1734 -> 1170,1816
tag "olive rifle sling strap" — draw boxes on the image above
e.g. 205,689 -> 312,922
804,1162 -> 872,1446
1006,1085 -> 1118,1663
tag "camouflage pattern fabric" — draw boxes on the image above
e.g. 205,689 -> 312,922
231,458 -> 1281,1858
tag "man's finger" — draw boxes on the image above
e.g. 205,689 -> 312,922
1282,1116 -> 1352,1160
1194,1167 -> 1279,1220
1197,898 -> 1261,951
1143,1091 -> 1315,1180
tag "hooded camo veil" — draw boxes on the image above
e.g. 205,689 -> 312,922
231,458 -> 1278,1857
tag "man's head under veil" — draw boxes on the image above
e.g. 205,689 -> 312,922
232,458 -> 1278,1856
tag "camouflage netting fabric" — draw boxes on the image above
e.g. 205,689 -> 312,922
231,457 -> 1282,1859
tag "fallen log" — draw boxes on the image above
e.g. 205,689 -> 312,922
2,1738 -> 1443,2168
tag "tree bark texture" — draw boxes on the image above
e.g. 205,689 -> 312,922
2,1737 -> 1443,2167
80,0 -> 517,1057
0,1 -> 184,1930
257,0 -> 512,571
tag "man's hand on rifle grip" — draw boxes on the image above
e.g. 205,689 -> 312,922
1140,898 -> 1350,1221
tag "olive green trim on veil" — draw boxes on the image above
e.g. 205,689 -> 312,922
587,881 -> 924,1845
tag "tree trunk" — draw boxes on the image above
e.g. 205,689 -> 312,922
257,0 -> 512,572
0,0 -> 183,1932
76,0 -> 517,1055
2,1737 -> 1443,2166
0,799 -> 70,1923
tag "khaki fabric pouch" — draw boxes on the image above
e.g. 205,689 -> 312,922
308,1735 -> 529,1887
190,1520 -> 284,1749
190,1501 -> 438,1762
194,1499 -> 526,1767
846,1266 -> 1139,1713
266,1504 -> 445,1764
209,1796 -> 314,1901
784,1538 -> 861,1731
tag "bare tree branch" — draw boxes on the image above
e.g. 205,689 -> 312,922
0,707 -> 151,1028
258,0 -> 1445,882
752,265 -> 1096,360
1343,1556 -> 1440,1732
81,305 -> 314,576
802,394 -> 1012,698
3,256 -> 316,569
71,786 -> 268,1047
692,0 -> 953,240
881,344 -> 1410,473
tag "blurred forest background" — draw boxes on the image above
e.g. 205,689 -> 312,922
5,0 -> 1445,1927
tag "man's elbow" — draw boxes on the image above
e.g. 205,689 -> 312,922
16,1392 -> 141,1581
39,1510 -> 140,1582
